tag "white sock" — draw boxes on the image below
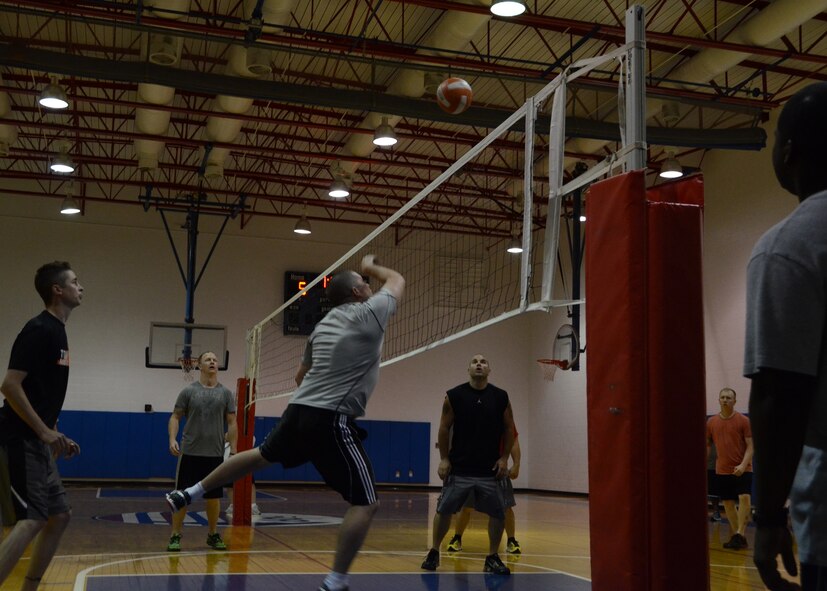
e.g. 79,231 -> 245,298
323,571 -> 349,591
185,482 -> 205,501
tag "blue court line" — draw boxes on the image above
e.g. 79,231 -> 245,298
85,572 -> 591,591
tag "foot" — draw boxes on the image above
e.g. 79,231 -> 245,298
251,503 -> 262,515
206,532 -> 227,550
421,548 -> 439,571
225,505 -> 233,516
506,537 -> 521,554
446,534 -> 462,553
166,533 -> 181,552
711,510 -> 721,522
483,553 -> 511,575
722,533 -> 748,550
165,489 -> 191,513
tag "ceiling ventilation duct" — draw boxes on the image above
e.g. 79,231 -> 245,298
132,0 -> 190,173
566,0 -> 827,168
331,0 -> 492,180
198,1 -> 290,180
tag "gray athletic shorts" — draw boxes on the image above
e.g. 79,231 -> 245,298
461,477 -> 516,509
437,474 -> 507,519
0,439 -> 70,523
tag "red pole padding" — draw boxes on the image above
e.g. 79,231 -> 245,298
232,378 -> 255,526
585,171 -> 708,591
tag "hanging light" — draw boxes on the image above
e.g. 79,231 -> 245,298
50,142 -> 75,173
579,215 -> 587,222
60,196 -> 80,215
506,237 -> 523,254
328,178 -> 350,199
373,116 -> 397,147
38,75 -> 69,110
294,204 -> 312,235
659,150 -> 684,179
491,0 -> 526,17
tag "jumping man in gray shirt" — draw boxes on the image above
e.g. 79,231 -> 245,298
165,254 -> 405,591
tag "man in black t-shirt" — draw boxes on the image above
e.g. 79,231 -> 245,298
0,261 -> 83,589
421,354 -> 516,576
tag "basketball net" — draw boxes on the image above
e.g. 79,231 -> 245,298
537,359 -> 567,382
178,357 -> 196,383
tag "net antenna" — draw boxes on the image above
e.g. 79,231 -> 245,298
246,27 -> 644,406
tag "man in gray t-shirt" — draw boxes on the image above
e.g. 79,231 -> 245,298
165,254 -> 405,591
166,351 -> 236,552
746,83 -> 827,591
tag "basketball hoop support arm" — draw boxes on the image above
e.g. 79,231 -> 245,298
144,185 -> 246,359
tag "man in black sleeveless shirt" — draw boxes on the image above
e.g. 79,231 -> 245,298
421,354 -> 516,575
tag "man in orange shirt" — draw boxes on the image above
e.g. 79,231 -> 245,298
707,387 -> 754,550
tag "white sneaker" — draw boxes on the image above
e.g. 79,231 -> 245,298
225,505 -> 233,516
251,504 -> 261,515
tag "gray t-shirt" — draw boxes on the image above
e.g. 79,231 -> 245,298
744,190 -> 827,565
291,288 -> 397,417
174,381 -> 236,457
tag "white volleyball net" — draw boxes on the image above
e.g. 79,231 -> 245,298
247,31 -> 645,404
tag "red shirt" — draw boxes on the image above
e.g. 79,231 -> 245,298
706,412 -> 752,475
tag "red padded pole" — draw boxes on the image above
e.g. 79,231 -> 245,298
232,378 -> 255,526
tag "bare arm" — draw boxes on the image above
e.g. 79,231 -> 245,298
168,408 -> 184,456
735,436 -> 754,476
295,363 -> 310,386
1,369 -> 71,455
361,254 -> 405,301
749,368 -> 815,590
226,412 -> 238,455
495,403 -> 516,478
437,396 -> 454,480
509,436 -> 521,479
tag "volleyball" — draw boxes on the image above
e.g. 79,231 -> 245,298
436,77 -> 473,114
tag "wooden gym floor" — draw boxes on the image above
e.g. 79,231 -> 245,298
0,484 -> 784,590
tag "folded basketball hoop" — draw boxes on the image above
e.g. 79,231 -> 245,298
537,358 -> 568,381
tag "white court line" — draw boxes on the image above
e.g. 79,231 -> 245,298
73,548 -> 597,590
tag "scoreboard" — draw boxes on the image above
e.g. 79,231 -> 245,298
283,270 -> 333,335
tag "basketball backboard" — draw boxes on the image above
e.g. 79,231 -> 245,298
145,322 -> 229,369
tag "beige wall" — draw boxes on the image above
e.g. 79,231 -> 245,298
0,112 -> 797,492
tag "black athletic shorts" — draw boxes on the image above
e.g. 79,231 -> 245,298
175,455 -> 224,499
717,472 -> 752,501
259,404 -> 376,506
0,439 -> 70,523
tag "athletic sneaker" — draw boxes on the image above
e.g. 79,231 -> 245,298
165,489 -> 191,513
722,534 -> 748,550
483,553 -> 511,575
251,503 -> 262,515
318,584 -> 348,591
166,533 -> 181,552
446,534 -> 462,552
506,537 -> 521,554
421,548 -> 440,571
206,532 -> 227,550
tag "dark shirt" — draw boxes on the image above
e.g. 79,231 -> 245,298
447,382 -> 509,477
0,311 -> 70,443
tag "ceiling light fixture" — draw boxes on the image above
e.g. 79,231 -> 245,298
50,142 -> 75,173
60,196 -> 81,215
373,116 -> 397,147
579,215 -> 587,222
294,204 -> 312,235
491,0 -> 527,17
658,150 -> 684,179
38,75 -> 69,110
328,178 -> 350,199
506,236 -> 523,254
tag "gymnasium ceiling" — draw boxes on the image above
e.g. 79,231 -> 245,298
0,0 -> 826,238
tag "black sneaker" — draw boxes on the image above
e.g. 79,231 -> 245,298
421,548 -> 440,571
506,537 -> 521,554
165,489 -> 191,513
484,553 -> 511,575
723,534 -> 747,550
446,534 -> 462,552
